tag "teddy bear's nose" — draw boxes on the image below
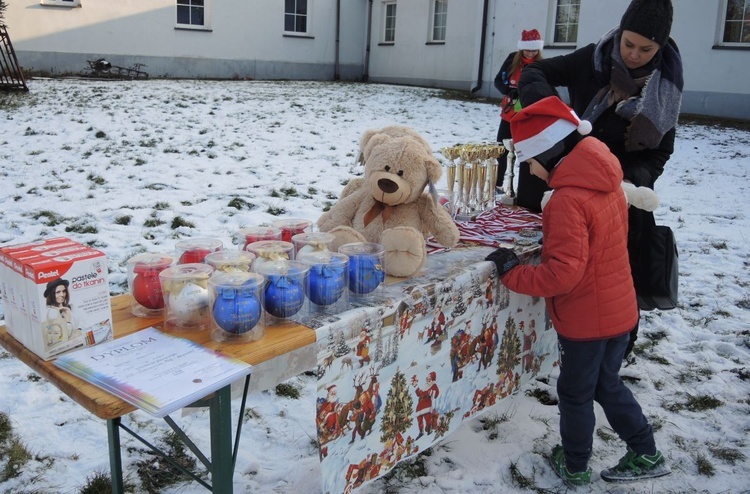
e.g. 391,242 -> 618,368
378,178 -> 399,194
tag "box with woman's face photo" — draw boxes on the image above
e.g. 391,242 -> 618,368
0,237 -> 113,360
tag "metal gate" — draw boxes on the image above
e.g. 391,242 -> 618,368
0,26 -> 28,91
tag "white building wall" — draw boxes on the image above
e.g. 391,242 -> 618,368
366,0 -> 484,90
3,0 -> 749,119
5,0 -> 366,80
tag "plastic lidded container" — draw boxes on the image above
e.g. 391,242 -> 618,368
253,259 -> 310,325
298,251 -> 349,313
238,226 -> 282,251
291,232 -> 336,259
205,250 -> 256,274
209,272 -> 265,342
272,218 -> 313,242
175,237 -> 224,264
338,242 -> 386,299
127,253 -> 174,317
246,240 -> 294,273
159,263 -> 214,331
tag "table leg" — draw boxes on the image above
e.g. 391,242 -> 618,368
210,385 -> 233,493
107,417 -> 124,494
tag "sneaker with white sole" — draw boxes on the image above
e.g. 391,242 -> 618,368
601,448 -> 671,482
549,445 -> 591,487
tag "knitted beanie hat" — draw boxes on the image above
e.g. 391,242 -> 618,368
510,96 -> 591,167
620,0 -> 673,47
517,29 -> 544,50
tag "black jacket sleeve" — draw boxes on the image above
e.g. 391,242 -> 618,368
518,44 -> 598,115
494,52 -> 517,95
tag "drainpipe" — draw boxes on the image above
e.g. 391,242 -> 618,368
470,0 -> 490,94
334,0 -> 341,80
363,0 -> 373,82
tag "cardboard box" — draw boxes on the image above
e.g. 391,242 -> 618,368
1,238 -> 113,360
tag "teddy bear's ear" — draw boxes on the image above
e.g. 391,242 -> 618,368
424,155 -> 443,184
362,134 -> 390,162
359,129 -> 379,156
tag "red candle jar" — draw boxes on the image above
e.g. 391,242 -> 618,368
127,253 -> 174,317
238,226 -> 282,251
175,237 -> 224,264
272,218 -> 313,243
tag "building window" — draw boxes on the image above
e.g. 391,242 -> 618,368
384,2 -> 397,43
722,0 -> 750,44
177,0 -> 207,28
285,0 -> 309,34
430,0 -> 448,42
40,0 -> 81,6
552,0 -> 580,44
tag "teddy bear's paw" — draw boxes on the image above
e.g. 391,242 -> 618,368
328,226 -> 367,252
381,227 -> 426,278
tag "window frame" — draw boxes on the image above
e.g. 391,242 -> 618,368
548,0 -> 580,47
718,0 -> 750,46
40,0 -> 80,7
176,0 -> 211,31
383,1 -> 397,44
284,0 -> 312,36
429,0 -> 448,43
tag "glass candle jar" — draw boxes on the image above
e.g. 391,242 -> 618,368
127,253 -> 173,317
175,237 -> 224,264
209,272 -> 265,342
238,226 -> 282,251
272,218 -> 313,242
159,263 -> 214,331
338,242 -> 386,297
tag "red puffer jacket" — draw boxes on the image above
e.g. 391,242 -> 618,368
501,137 -> 638,341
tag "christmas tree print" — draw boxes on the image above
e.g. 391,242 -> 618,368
379,369 -> 414,444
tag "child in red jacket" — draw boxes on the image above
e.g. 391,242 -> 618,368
486,96 -> 669,487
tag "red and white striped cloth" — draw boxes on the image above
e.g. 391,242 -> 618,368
427,204 -> 542,253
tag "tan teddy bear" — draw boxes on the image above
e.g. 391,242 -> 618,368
317,125 -> 459,277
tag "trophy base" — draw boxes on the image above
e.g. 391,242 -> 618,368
500,194 -> 517,206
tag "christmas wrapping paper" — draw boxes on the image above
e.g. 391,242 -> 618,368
312,205 -> 558,494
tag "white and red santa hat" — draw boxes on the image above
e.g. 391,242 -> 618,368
510,96 -> 592,163
428,371 -> 437,381
517,29 -> 544,50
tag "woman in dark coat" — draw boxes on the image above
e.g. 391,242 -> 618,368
493,28 -> 543,191
518,0 -> 683,360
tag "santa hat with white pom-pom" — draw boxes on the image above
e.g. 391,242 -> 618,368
510,96 -> 592,165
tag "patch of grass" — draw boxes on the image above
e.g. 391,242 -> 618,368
596,427 -> 618,443
78,469 -> 136,494
664,393 -> 723,412
0,411 -> 12,445
508,461 -> 536,489
227,197 -> 256,210
65,223 -> 99,234
171,216 -> 196,229
1,437 -> 32,481
266,205 -> 287,216
275,382 -> 301,399
709,445 -> 746,465
94,130 -> 107,139
143,218 -> 165,228
115,215 -> 132,225
244,408 -> 262,421
524,387 -> 557,406
154,201 -> 170,210
280,186 -> 298,197
87,173 -> 106,185
136,431 -> 198,494
694,452 -> 715,477
30,210 -> 65,226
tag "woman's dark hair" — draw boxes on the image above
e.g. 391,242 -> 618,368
44,278 -> 70,307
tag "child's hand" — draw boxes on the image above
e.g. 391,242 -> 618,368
486,248 -> 520,276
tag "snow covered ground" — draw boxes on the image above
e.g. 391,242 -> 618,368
0,79 -> 748,493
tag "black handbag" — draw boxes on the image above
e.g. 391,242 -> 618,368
636,221 -> 679,311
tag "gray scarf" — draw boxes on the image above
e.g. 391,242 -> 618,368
582,27 -> 684,151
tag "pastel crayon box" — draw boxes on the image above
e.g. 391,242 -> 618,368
0,237 -> 113,360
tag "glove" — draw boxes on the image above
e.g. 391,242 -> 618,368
486,248 -> 520,277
